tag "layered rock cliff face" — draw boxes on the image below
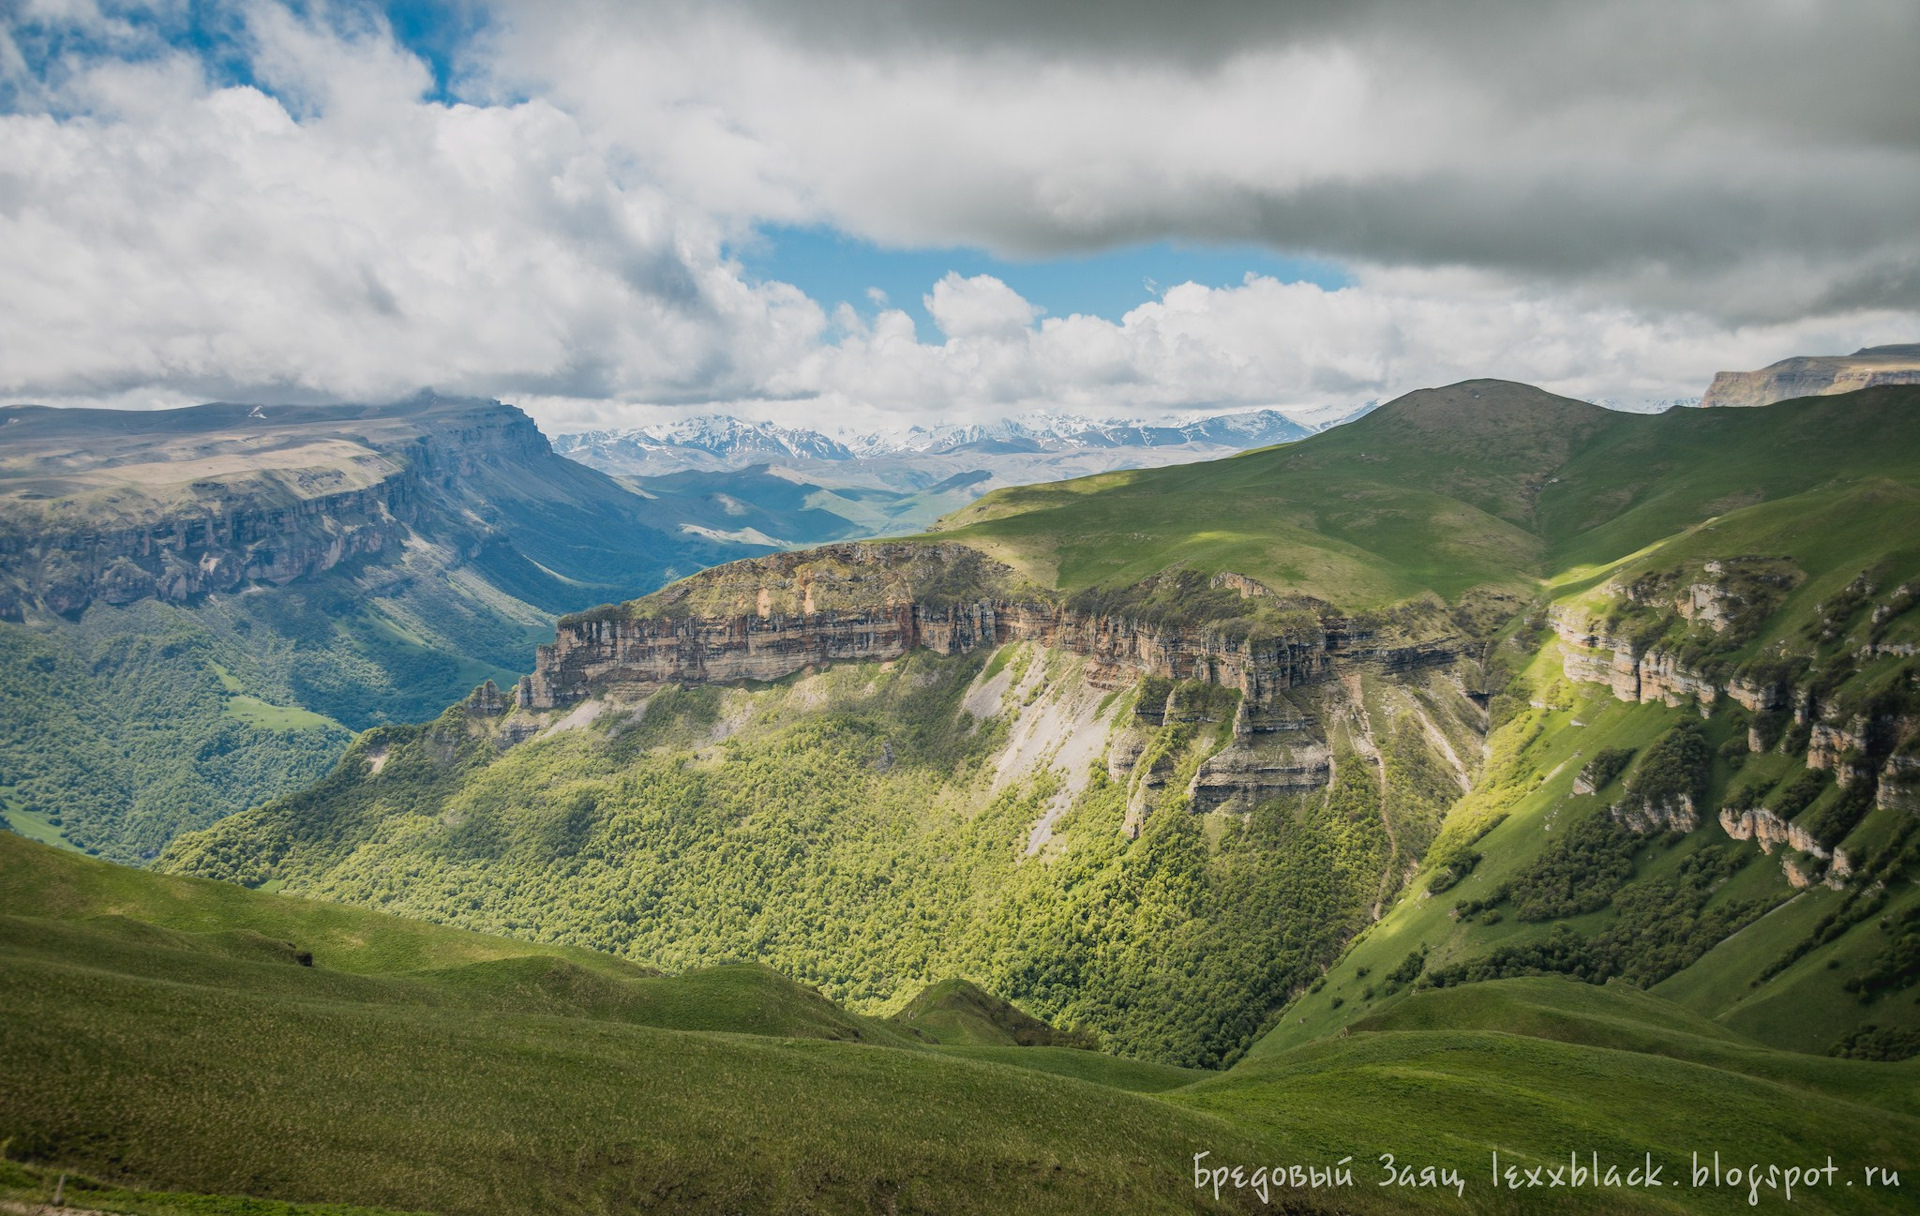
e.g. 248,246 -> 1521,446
0,398 -> 551,619
521,543 -> 1459,714
1700,344 -> 1920,408
0,481 -> 413,618
1551,566 -> 1920,889
1719,804 -> 1852,888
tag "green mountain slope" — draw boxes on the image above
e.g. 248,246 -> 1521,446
160,653 -> 1444,1067
891,976 -> 1084,1046
7,830 -> 1918,1215
159,382 -> 1920,1072
0,396 -> 768,863
936,380 -> 1920,603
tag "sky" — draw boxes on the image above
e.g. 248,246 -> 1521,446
1,0 -> 1916,435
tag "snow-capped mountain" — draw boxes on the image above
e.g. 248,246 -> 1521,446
552,416 -> 853,472
556,408 -> 1319,476
546,403 -> 1355,549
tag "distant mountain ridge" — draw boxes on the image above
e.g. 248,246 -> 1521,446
553,407 -> 1317,476
1701,343 -> 1920,408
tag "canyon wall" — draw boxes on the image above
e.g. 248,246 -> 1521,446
519,546 -> 1459,711
0,401 -> 548,619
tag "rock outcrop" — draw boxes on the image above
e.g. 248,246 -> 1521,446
0,396 -> 552,619
520,544 -> 1459,710
1614,793 -> 1699,833
1701,345 -> 1920,408
1719,804 -> 1854,889
1186,735 -> 1333,814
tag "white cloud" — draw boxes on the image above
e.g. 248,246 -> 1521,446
0,3 -> 829,406
1,0 -> 1915,431
508,270 -> 1918,436
924,272 -> 1038,339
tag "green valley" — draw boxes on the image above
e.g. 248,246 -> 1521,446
9,379 -> 1920,1212
159,381 -> 1920,1068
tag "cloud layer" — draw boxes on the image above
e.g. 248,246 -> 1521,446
2,0 -> 1916,428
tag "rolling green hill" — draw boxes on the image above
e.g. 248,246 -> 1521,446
6,829 -> 1917,1215
935,380 -> 1920,603
891,976 -> 1087,1046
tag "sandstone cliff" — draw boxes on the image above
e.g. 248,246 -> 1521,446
521,545 -> 1459,712
1701,344 -> 1920,408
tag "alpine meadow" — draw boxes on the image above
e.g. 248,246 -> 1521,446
5,1 -> 1920,1212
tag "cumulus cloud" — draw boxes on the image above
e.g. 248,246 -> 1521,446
744,269 -> 1916,430
511,269 -> 1918,436
1,0 -> 1915,428
0,1 -> 827,406
496,0 -> 1920,319
924,273 -> 1038,339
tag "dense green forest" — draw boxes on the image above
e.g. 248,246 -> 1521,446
163,648 -> 1466,1067
0,568 -> 546,863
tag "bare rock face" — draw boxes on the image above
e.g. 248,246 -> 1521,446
1701,345 -> 1920,408
0,395 -> 551,618
1780,850 -> 1825,889
465,680 -> 511,716
1186,736 -> 1333,814
1808,720 -> 1870,784
1613,792 -> 1698,833
1720,803 -> 1833,861
522,544 -> 1460,710
1879,753 -> 1920,811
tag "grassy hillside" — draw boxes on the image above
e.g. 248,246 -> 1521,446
891,976 -> 1080,1046
1250,479 -> 1920,1059
161,650 -> 1451,1067
6,832 -> 1918,1215
937,380 -> 1920,606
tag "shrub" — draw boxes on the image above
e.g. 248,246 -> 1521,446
1578,748 -> 1635,792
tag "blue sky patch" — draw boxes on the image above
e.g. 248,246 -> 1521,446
734,226 -> 1351,340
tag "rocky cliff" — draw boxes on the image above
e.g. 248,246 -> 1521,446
1551,570 -> 1920,889
520,543 -> 1460,713
1700,344 -> 1920,408
0,396 -> 573,619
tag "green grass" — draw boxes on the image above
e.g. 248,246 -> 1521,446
0,828 -> 646,977
222,695 -> 345,733
8,831 -> 1920,1215
0,1160 -> 429,1216
0,797 -> 76,851
927,1045 -> 1210,1093
0,835 -> 1273,1216
890,976 -> 1063,1046
1174,1016 -> 1917,1215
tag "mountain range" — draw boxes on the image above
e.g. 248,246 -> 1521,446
3,367 -> 1918,1214
553,406 -> 1318,474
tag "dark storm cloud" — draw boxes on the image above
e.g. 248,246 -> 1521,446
510,0 -> 1920,318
